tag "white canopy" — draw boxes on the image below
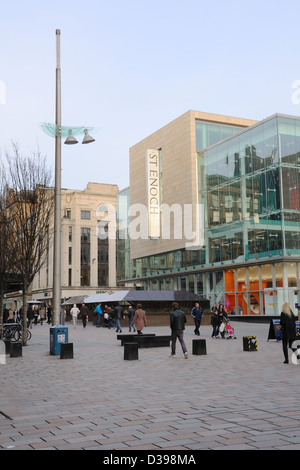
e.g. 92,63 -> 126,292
84,291 -> 130,304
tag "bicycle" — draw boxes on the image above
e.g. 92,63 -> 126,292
2,323 -> 32,342
3,323 -> 20,342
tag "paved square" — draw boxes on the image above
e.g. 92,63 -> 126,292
1,319 -> 300,450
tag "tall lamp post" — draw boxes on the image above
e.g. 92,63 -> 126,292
41,29 -> 96,325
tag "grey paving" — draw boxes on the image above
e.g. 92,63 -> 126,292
1,319 -> 300,451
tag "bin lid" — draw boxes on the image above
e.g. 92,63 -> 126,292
52,324 -> 68,330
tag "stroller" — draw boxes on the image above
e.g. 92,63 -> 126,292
220,318 -> 236,339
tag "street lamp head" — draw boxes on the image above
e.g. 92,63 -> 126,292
64,129 -> 78,145
82,128 -> 95,144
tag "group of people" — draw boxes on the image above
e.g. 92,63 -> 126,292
3,303 -> 52,329
210,303 -> 229,338
70,302 -> 147,335
6,296 -> 296,364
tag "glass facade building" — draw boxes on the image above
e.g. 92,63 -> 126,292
198,114 -> 300,314
117,112 -> 300,315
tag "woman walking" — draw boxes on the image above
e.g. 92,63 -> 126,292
280,302 -> 297,364
133,304 -> 147,335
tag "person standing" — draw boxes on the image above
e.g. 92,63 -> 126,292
169,302 -> 188,359
39,304 -> 46,325
33,306 -> 39,325
70,304 -> 80,328
280,302 -> 297,364
133,304 -> 147,335
191,302 -> 203,336
3,307 -> 9,324
27,305 -> 34,329
95,303 -> 103,328
127,305 -> 136,332
46,304 -> 52,324
211,310 -> 219,338
80,303 -> 89,328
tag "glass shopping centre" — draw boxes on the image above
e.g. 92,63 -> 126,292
117,112 -> 300,315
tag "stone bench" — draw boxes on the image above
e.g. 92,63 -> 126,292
117,334 -> 155,346
133,335 -> 171,348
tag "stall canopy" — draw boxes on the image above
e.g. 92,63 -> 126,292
84,290 -> 206,305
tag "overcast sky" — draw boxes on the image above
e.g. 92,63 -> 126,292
1,0 -> 300,192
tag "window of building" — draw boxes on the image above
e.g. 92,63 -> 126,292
81,210 -> 91,220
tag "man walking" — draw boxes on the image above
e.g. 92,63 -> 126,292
191,302 -> 203,336
80,303 -> 89,328
169,302 -> 188,359
114,303 -> 124,333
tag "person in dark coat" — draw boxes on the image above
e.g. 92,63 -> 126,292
169,302 -> 188,358
80,303 -> 89,328
280,302 -> 297,364
191,302 -> 203,336
3,307 -> 9,324
211,311 -> 219,338
27,305 -> 34,329
114,303 -> 124,333
217,304 -> 228,338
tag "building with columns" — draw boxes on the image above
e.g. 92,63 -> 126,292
31,182 -> 119,303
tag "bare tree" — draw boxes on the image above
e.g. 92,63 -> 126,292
0,161 -> 14,338
3,143 -> 53,345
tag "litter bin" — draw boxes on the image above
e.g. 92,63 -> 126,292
50,325 -> 68,355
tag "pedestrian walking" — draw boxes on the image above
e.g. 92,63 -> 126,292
127,305 -> 136,332
80,303 -> 89,328
280,302 -> 297,364
27,305 -> 34,329
211,310 -> 219,338
133,304 -> 147,335
113,303 -> 124,333
191,302 -> 203,336
217,304 -> 228,338
106,307 -> 115,329
70,304 -> 80,328
169,302 -> 188,359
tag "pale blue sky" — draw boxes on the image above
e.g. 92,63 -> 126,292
1,0 -> 300,191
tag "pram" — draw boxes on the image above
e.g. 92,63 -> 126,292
220,318 -> 236,339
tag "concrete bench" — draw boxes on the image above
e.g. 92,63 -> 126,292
134,335 -> 171,348
117,334 -> 155,346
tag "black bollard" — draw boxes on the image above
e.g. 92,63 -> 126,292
192,339 -> 207,355
124,342 -> 139,360
10,342 -> 22,357
60,343 -> 74,359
